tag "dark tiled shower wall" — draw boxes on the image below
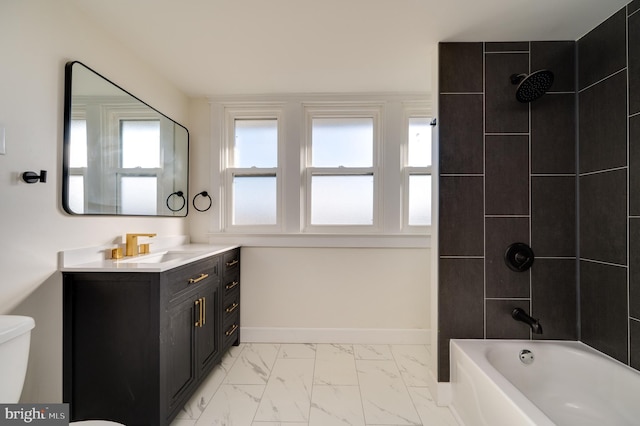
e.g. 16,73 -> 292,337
438,41 -> 577,381
580,3 -> 640,368
438,0 -> 640,382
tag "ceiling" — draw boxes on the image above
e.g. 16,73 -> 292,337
71,0 -> 629,97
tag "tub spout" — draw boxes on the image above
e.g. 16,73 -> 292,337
512,308 -> 543,334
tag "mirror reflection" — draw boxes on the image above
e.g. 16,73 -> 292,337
63,61 -> 189,216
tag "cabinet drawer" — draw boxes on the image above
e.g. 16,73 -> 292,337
222,290 -> 240,324
222,273 -> 240,299
165,257 -> 218,300
223,315 -> 240,342
222,249 -> 240,275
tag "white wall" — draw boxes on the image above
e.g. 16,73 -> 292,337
186,98 -> 212,238
0,0 -> 189,402
240,247 -> 430,333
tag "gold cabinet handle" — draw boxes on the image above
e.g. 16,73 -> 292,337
225,302 -> 239,314
226,259 -> 239,267
189,273 -> 209,284
225,281 -> 239,290
202,297 -> 206,326
194,299 -> 201,327
225,324 -> 238,336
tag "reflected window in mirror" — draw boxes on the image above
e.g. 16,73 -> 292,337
119,119 -> 161,215
121,120 -> 160,168
63,61 -> 189,216
68,118 -> 88,213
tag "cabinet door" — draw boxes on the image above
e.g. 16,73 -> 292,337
166,296 -> 197,411
195,283 -> 220,376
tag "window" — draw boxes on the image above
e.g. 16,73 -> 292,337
223,109 -> 282,231
403,114 -> 432,228
213,95 -> 431,245
304,107 -> 381,231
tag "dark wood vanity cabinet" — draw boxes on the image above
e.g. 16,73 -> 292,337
63,249 -> 240,426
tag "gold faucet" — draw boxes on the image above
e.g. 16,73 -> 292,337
125,233 -> 157,257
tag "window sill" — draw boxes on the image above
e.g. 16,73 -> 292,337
205,233 -> 431,248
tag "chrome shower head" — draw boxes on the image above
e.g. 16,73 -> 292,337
510,70 -> 554,103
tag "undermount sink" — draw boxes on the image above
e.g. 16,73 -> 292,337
119,251 -> 199,264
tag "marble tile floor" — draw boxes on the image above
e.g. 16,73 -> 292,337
170,343 -> 458,426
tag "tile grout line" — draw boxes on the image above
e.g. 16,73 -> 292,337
353,344 -> 369,426
393,344 -> 427,426
307,343 -> 318,426
483,41 -> 487,340
250,343 -> 278,426
627,6 -> 632,367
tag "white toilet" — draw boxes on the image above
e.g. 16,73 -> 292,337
0,315 -> 34,403
0,315 -> 123,426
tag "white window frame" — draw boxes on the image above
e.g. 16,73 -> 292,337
210,94 -> 432,248
222,106 -> 284,233
402,104 -> 432,232
302,103 -> 383,234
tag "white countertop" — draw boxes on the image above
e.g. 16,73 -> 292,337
60,241 -> 239,273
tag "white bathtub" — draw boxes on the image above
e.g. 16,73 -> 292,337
449,339 -> 640,426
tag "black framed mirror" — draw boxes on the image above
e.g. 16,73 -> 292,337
62,61 -> 189,216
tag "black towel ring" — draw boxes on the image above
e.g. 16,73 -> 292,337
166,190 -> 186,212
193,191 -> 212,212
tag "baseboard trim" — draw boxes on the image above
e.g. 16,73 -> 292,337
240,327 -> 430,344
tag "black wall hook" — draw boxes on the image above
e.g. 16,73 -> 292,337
22,170 -> 47,184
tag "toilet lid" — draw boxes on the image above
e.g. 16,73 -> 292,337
71,422 -> 125,425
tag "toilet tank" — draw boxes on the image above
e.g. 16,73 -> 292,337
0,315 -> 35,403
